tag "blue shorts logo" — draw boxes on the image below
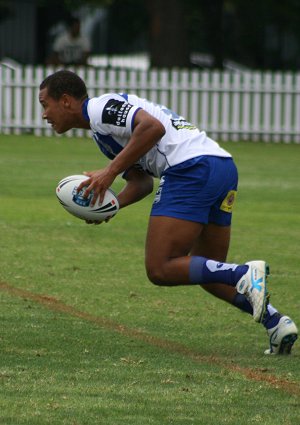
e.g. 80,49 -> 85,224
154,176 -> 165,204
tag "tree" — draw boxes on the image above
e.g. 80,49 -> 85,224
35,0 -> 300,69
0,1 -> 12,24
187,0 -> 225,68
145,0 -> 190,68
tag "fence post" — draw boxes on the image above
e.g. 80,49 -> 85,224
0,64 -> 2,133
0,62 -> 15,134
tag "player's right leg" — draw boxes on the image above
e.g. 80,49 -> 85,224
145,215 -> 268,323
190,225 -> 269,322
190,223 -> 298,354
147,156 -> 268,322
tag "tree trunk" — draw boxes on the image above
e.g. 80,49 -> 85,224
146,0 -> 190,68
200,0 -> 224,68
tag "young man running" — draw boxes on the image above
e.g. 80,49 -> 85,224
39,70 -> 298,354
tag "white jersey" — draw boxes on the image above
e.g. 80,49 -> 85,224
84,93 -> 231,178
53,32 -> 90,65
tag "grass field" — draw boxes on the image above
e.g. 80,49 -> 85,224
0,134 -> 299,425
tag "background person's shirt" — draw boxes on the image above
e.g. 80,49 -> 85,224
53,32 -> 90,65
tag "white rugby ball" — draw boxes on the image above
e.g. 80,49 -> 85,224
56,175 -> 119,222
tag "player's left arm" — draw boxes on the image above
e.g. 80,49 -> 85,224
117,167 -> 154,209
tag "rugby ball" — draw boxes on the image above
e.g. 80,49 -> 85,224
56,175 -> 119,222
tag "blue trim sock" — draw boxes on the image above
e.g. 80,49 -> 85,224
189,256 -> 248,287
262,305 -> 281,329
232,293 -> 253,314
232,294 -> 281,329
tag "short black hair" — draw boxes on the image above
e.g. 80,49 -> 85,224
40,70 -> 88,101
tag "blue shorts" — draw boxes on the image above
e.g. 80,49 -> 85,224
150,156 -> 238,226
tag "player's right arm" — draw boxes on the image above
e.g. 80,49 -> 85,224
117,167 -> 154,209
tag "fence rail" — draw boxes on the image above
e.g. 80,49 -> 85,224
1,64 -> 300,143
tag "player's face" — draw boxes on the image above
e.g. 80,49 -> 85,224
39,87 -> 73,134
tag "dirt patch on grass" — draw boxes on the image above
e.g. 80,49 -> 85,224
1,281 -> 299,396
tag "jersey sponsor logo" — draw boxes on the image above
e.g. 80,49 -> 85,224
171,119 -> 197,130
155,103 -> 196,130
102,99 -> 133,127
220,190 -> 237,213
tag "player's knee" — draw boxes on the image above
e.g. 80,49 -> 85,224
146,265 -> 167,286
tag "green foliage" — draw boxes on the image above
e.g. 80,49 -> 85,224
0,135 -> 299,424
30,0 -> 300,68
0,0 -> 14,23
36,0 -> 113,8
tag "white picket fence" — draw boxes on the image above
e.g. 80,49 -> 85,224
1,64 -> 300,142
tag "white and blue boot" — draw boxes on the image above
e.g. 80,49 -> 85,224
264,315 -> 298,355
236,260 -> 269,323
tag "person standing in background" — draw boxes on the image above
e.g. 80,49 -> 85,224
47,17 -> 91,66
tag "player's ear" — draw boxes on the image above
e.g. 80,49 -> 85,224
61,93 -> 72,108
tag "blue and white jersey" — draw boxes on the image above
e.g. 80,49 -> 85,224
83,93 -> 231,178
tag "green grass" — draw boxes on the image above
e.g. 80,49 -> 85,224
0,135 -> 299,425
